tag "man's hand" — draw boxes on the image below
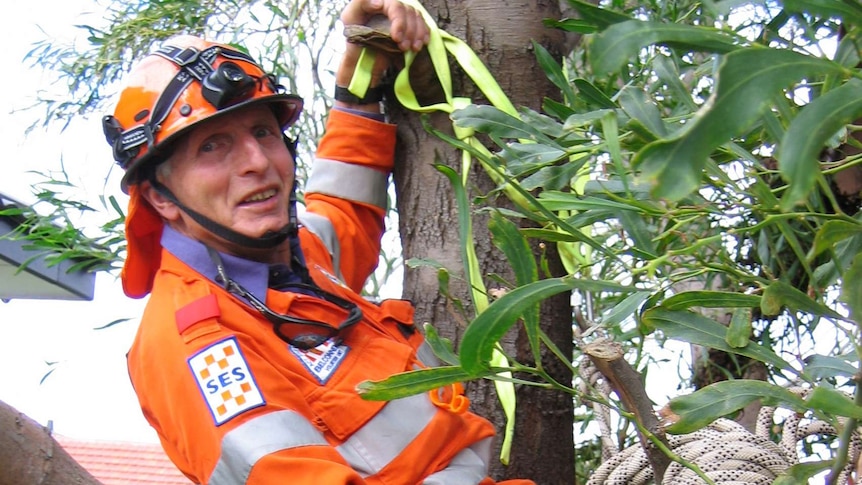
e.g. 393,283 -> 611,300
341,0 -> 429,53
335,0 -> 430,107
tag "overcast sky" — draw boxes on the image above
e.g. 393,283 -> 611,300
1,0 -> 158,443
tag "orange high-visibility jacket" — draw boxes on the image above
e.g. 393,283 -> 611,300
126,110 -> 534,485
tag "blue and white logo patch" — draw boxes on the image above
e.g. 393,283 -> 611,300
289,338 -> 349,384
188,337 -> 264,425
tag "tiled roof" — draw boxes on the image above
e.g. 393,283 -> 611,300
55,435 -> 194,485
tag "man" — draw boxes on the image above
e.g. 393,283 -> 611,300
104,0 -> 535,483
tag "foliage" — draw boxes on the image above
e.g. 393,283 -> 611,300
14,0 -> 862,480
357,0 -> 862,480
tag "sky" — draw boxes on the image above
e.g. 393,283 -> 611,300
0,0 -> 158,443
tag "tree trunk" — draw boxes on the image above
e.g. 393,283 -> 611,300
390,1 -> 575,482
0,400 -> 99,485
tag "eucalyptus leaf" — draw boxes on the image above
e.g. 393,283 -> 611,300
761,280 -> 845,320
634,49 -> 849,201
460,277 -> 633,373
778,79 -> 862,209
641,307 -> 791,371
812,220 -> 862,258
665,380 -> 806,434
839,253 -> 862,324
806,387 -> 862,420
357,366 -> 476,401
725,307 -> 752,349
662,291 -> 761,310
803,354 -> 857,380
591,20 -> 743,74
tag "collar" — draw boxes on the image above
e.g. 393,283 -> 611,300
162,225 -> 305,302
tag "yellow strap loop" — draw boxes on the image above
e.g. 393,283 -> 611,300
346,0 -> 520,464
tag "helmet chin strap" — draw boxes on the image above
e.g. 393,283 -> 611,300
149,178 -> 297,250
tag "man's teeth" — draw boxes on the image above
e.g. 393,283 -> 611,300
245,189 -> 276,203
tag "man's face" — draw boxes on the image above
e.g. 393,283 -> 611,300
151,104 -> 295,254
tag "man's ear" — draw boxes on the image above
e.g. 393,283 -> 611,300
139,180 -> 181,222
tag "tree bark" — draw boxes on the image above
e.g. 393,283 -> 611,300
0,400 -> 99,485
390,1 -> 575,482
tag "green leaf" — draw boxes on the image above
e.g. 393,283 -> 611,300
562,0 -> 632,28
460,277 -> 633,373
803,354 -> 857,380
591,20 -> 743,74
641,308 -> 791,371
665,380 -> 806,434
778,79 -> 862,209
489,211 -> 541,361
784,0 -> 862,26
543,18 -> 599,35
618,87 -> 668,138
806,387 -> 862,420
573,79 -> 616,109
633,49 -> 849,201
839,252 -> 862,323
812,220 -> 862,258
423,324 -> 461,366
451,105 -> 555,144
726,307 -> 752,349
761,280 -> 845,320
662,291 -> 761,311
601,291 -> 651,327
357,366 -> 476,401
772,460 -> 833,485
532,40 -> 577,106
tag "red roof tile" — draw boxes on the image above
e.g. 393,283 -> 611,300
55,435 -> 194,485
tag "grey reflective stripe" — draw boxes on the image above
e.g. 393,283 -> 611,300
305,158 -> 389,209
298,211 -> 344,282
335,392 -> 437,477
422,437 -> 492,485
209,410 -> 327,485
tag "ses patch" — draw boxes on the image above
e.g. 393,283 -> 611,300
188,337 -> 264,425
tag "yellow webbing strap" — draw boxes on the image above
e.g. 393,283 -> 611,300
346,0 -> 520,464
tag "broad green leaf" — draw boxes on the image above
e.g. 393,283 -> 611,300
665,380 -> 806,434
784,0 -> 862,27
812,220 -> 862,258
573,79 -> 616,109
618,87 -> 668,138
839,252 -> 862,323
772,461 -> 833,485
537,191 -> 648,213
778,79 -> 862,209
489,211 -> 541,361
634,49 -> 849,201
423,324 -> 460,366
803,354 -> 857,380
532,40 -> 577,106
519,160 -> 585,191
726,307 -> 751,349
761,280 -> 845,320
451,105 -> 554,144
662,291 -> 761,311
806,387 -> 862,420
591,20 -> 743,74
357,366 -> 476,401
642,307 -> 791,371
617,210 -> 657,257
460,277 -> 633,373
563,0 -> 632,28
502,143 -> 568,174
601,291 -> 651,327
543,18 -> 599,35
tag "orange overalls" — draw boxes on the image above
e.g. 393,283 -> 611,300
125,110 -> 535,484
